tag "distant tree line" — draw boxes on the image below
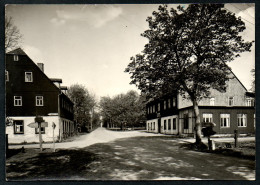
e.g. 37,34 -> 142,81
99,90 -> 146,129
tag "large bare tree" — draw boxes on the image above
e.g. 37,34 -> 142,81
5,16 -> 22,52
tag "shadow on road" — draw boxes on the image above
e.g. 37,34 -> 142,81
6,136 -> 255,180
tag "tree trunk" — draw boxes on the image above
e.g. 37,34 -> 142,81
193,99 -> 202,144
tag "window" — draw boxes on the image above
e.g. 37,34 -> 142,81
5,70 -> 9,82
210,97 -> 215,106
153,105 -> 155,113
25,72 -> 33,82
35,127 -> 45,134
172,97 -> 176,107
153,122 -> 155,130
168,99 -> 171,108
150,106 -> 152,114
158,103 -> 160,112
164,100 -> 166,110
173,118 -> 177,130
13,120 -> 24,134
14,96 -> 22,106
168,119 -> 171,130
14,55 -> 19,61
220,114 -> 230,127
228,97 -> 234,106
237,114 -> 247,127
147,107 -> 149,114
164,120 -> 167,130
36,96 -> 44,106
246,98 -> 254,107
184,114 -> 189,129
203,113 -> 213,123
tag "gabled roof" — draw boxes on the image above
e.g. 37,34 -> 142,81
6,48 -> 27,55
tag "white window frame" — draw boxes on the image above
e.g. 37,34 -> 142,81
14,96 -> 22,106
210,97 -> 215,106
158,103 -> 160,112
220,114 -> 230,128
246,98 -> 253,107
13,120 -> 24,134
25,72 -> 33,82
14,55 -> 19,61
168,99 -> 171,108
237,114 -> 247,127
228,97 -> 234,106
36,96 -> 44,106
153,105 -> 155,113
203,113 -> 213,123
5,70 -> 9,82
164,100 -> 166,110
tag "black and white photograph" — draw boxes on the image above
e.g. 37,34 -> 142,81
5,3 -> 255,181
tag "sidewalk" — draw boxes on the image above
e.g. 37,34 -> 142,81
177,136 -> 255,144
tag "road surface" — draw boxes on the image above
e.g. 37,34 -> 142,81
6,128 -> 255,180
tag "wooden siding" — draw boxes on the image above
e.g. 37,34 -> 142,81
178,76 -> 248,109
6,52 -> 73,121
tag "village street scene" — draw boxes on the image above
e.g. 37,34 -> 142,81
5,3 -> 255,181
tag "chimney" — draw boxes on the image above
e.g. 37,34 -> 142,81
37,63 -> 44,72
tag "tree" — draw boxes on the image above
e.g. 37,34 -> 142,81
99,90 -> 146,129
67,84 -> 96,131
5,16 -> 23,52
125,4 -> 253,144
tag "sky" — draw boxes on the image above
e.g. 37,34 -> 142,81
5,4 -> 255,99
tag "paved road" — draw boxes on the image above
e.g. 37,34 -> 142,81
7,128 -> 255,180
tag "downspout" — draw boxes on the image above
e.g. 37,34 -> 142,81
58,91 -> 62,141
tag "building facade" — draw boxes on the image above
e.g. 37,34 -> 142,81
5,48 -> 76,143
146,72 -> 255,135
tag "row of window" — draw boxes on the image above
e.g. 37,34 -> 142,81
6,71 -> 33,82
202,113 -> 248,127
14,120 -> 45,134
14,96 -> 43,106
147,97 -> 176,114
147,97 -> 254,115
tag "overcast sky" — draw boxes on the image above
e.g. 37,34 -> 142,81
6,4 -> 255,99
